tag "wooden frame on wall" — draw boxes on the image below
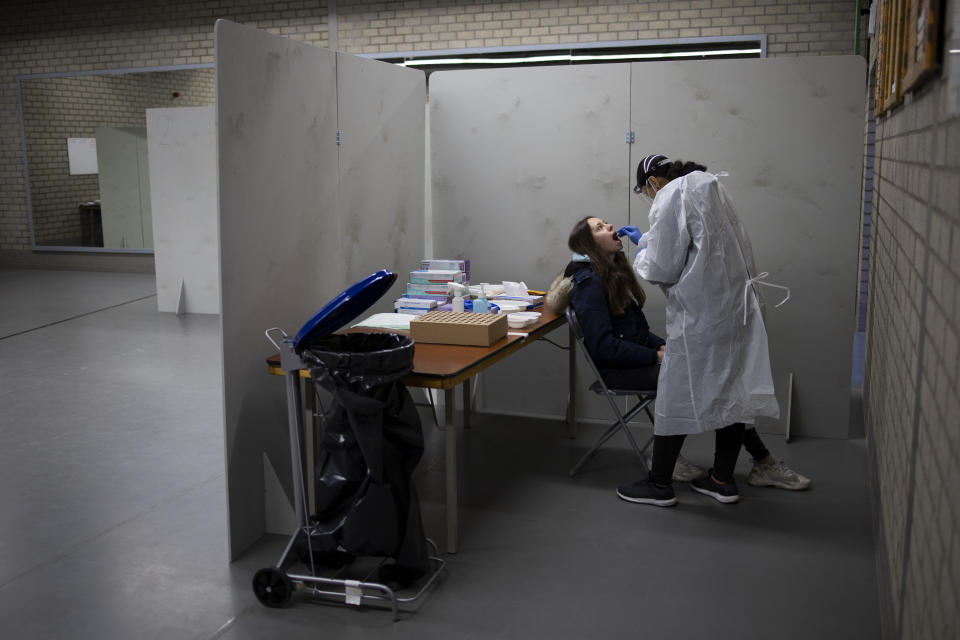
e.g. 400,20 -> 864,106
903,0 -> 942,92
874,0 -> 944,116
875,0 -> 906,113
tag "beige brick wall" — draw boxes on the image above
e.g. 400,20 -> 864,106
21,69 -> 214,246
0,0 -> 328,252
865,10 -> 960,634
335,0 -> 857,55
1,0 -> 855,253
21,76 -> 110,245
147,68 -> 217,109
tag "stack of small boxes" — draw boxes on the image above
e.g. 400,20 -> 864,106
394,259 -> 470,315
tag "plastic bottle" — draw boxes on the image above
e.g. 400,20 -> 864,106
473,284 -> 489,314
450,283 -> 465,312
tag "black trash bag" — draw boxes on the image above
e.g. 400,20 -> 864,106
295,333 -> 429,584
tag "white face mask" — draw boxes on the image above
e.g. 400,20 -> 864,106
638,178 -> 658,205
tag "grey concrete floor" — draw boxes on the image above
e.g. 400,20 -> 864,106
0,268 -> 881,639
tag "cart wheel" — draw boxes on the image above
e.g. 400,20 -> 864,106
252,567 -> 294,608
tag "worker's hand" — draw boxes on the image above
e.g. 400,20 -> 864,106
617,225 -> 643,245
657,345 -> 665,364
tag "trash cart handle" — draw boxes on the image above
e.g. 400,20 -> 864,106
264,327 -> 288,351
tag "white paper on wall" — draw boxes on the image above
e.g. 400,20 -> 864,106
67,137 -> 97,175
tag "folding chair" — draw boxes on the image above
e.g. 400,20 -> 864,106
566,306 -> 656,477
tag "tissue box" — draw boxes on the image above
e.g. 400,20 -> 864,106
409,311 -> 507,347
490,295 -> 543,312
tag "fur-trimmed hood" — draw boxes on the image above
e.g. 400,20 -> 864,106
545,271 -> 574,313
546,260 -> 591,313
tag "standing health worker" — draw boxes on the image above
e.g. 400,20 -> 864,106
615,154 -> 784,505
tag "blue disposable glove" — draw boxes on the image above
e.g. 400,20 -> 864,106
617,225 -> 643,245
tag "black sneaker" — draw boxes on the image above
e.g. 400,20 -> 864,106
616,480 -> 677,507
690,472 -> 740,504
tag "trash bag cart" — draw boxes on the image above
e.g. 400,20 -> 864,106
256,270 -> 444,621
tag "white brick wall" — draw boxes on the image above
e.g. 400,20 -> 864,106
0,0 -> 329,252
866,16 -> 960,634
335,0 -> 857,53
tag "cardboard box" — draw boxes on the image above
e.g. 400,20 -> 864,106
409,311 -> 508,346
394,296 -> 437,309
420,259 -> 470,284
409,269 -> 464,285
406,283 -> 450,297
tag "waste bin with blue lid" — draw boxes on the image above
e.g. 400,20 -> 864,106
258,269 -> 444,619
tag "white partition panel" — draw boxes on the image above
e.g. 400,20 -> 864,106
146,106 -> 219,314
630,57 -> 865,438
431,57 -> 864,439
97,126 -> 151,249
336,53 -> 425,306
216,20 -> 426,558
430,65 -> 632,420
217,20 -> 340,559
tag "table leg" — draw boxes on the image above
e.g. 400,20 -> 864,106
445,387 -> 458,553
567,325 -> 577,438
461,377 -> 471,429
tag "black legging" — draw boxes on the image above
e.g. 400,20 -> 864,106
650,423 -> 745,486
741,427 -> 770,462
602,366 -> 767,483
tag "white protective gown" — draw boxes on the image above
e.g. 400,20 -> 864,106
634,171 -> 780,435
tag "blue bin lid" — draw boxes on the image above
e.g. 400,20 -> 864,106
293,269 -> 398,348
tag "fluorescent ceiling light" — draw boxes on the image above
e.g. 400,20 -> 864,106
402,48 -> 761,66
572,48 -> 761,61
403,54 -> 569,66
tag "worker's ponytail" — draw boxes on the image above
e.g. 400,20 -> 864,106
637,154 -> 707,189
656,159 -> 707,181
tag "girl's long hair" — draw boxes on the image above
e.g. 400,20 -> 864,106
568,216 -> 646,314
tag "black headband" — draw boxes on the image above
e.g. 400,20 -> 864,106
636,154 -> 669,189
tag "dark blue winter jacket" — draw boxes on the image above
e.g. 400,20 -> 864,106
566,262 -> 665,378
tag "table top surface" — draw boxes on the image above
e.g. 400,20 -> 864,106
267,308 -> 565,389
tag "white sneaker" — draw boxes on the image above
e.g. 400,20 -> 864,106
673,455 -> 708,482
646,454 -> 707,482
747,458 -> 811,490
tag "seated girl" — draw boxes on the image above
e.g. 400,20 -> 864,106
547,215 -> 702,495
552,215 -> 665,395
